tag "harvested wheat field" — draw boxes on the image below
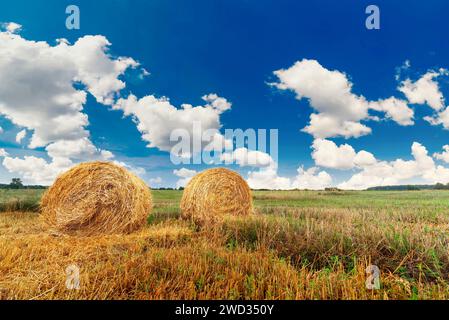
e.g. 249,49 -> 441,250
1,189 -> 449,300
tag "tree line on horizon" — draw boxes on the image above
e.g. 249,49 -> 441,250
2,178 -> 449,191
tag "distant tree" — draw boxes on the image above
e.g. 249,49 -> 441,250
434,182 -> 449,190
325,187 -> 342,192
9,178 -> 23,189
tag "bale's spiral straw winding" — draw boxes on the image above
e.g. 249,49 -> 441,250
180,168 -> 253,224
41,161 -> 152,236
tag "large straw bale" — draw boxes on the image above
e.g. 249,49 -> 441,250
180,168 -> 253,224
41,161 -> 152,235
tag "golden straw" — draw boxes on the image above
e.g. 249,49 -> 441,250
40,161 -> 152,236
180,167 -> 253,224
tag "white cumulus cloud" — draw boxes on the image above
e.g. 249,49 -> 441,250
291,167 -> 332,190
149,177 -> 162,185
2,22 -> 22,33
15,129 -> 26,144
433,145 -> 449,164
0,26 -> 143,184
247,165 -> 332,190
0,148 -> 9,157
45,138 -> 114,161
398,70 -> 445,111
339,142 -> 449,190
113,93 -> 231,155
221,147 -> 275,168
3,156 -> 73,185
311,139 -> 376,170
247,166 -> 292,190
174,168 -> 197,188
273,59 -> 414,139
0,31 -> 137,149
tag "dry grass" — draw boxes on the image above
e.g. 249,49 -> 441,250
41,162 -> 152,236
1,190 -> 449,300
220,208 -> 449,281
180,168 -> 252,224
2,212 -> 448,300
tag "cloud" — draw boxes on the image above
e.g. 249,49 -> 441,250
339,142 -> 449,190
3,137 -> 115,185
433,145 -> 449,163
398,70 -> 445,111
220,147 -> 275,167
3,141 -> 116,185
0,148 -> 8,157
113,93 -> 231,154
311,139 -> 376,169
0,31 -> 137,149
1,22 -> 22,33
247,165 -> 332,190
368,97 -> 414,126
354,150 -> 378,167
247,167 -> 292,190
312,139 -> 356,170
149,177 -> 162,185
201,93 -> 232,112
0,25 -> 143,184
174,168 -> 197,188
423,103 -> 449,130
112,160 -> 146,176
399,68 -> 449,129
45,138 -> 113,160
424,108 -> 449,129
2,156 -> 73,185
291,167 -> 332,190
395,60 -> 411,81
273,59 -> 413,139
0,24 -> 235,185
15,129 -> 26,144
304,113 -> 372,139
272,60 -> 449,190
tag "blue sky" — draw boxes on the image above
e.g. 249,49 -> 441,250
0,0 -> 449,189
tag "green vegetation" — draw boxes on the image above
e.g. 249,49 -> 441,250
0,188 -> 44,212
0,178 -> 47,190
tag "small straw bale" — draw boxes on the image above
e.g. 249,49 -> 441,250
180,167 -> 253,224
41,161 -> 152,236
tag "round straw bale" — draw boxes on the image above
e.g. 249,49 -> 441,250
180,168 -> 253,224
41,161 -> 152,236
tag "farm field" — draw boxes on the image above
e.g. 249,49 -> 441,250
1,189 -> 449,299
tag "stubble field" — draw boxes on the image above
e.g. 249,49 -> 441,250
1,189 -> 449,299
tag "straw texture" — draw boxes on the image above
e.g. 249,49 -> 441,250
41,161 -> 152,236
180,167 -> 253,224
